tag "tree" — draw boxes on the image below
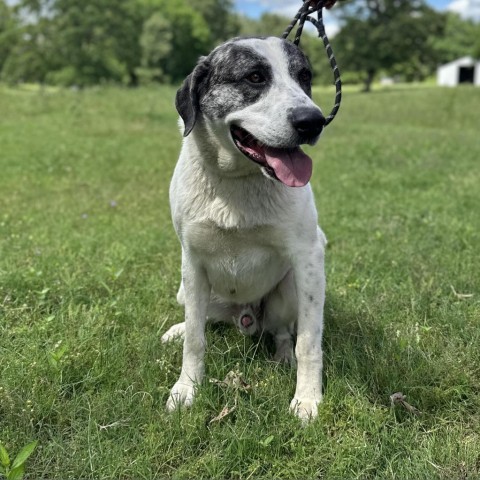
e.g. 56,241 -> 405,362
0,1 -> 19,75
137,0 -> 237,81
334,0 -> 445,91
431,13 -> 480,64
138,13 -> 173,82
1,0 -> 242,86
139,0 -> 239,45
5,0 -> 144,86
195,0 -> 240,45
161,3 -> 211,81
1,18 -> 59,84
49,0 -> 144,86
239,12 -> 286,36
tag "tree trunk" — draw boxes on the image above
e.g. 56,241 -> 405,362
363,69 -> 375,92
128,70 -> 139,87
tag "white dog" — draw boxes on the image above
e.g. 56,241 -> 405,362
162,36 -> 327,421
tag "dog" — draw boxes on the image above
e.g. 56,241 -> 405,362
162,36 -> 327,421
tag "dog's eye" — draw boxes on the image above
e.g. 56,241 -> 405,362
299,69 -> 312,84
246,72 -> 266,84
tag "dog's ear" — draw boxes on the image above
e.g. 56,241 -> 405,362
175,57 -> 210,137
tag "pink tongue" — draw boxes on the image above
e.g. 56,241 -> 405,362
264,147 -> 313,187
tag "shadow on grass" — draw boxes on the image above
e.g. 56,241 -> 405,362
323,294 -> 477,417
165,291 -> 477,419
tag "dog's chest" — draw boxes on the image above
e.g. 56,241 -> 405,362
187,222 -> 289,302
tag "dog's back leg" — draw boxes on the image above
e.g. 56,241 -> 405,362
273,330 -> 296,366
263,270 -> 297,365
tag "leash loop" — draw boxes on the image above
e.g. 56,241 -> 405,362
281,0 -> 342,126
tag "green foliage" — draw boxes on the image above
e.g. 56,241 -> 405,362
0,441 -> 38,480
49,0 -> 143,86
1,0 -> 480,87
239,12 -> 286,36
138,13 -> 172,82
195,0 -> 240,45
431,12 -> 480,63
2,0 -> 143,86
334,0 -> 480,90
1,19 -> 57,84
335,0 -> 446,90
0,1 -> 18,73
134,0 -> 240,81
0,0 -> 238,86
142,1 -> 211,82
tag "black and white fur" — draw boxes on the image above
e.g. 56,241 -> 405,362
162,37 -> 327,421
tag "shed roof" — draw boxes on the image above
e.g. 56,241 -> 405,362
439,56 -> 478,69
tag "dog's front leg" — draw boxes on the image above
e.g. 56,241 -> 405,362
290,229 -> 326,421
166,255 -> 210,411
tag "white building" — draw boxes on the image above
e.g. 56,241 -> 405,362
437,56 -> 480,87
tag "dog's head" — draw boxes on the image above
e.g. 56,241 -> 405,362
176,37 -> 325,187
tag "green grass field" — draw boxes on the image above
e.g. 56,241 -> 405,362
1,83 -> 479,479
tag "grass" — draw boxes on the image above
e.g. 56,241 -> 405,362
0,82 -> 479,479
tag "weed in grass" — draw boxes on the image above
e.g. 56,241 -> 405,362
0,441 -> 38,480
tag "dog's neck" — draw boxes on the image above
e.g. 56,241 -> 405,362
178,120 -> 295,229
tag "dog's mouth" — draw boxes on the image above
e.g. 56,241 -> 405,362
230,126 -> 313,187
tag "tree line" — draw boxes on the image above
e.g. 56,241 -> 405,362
0,0 -> 479,90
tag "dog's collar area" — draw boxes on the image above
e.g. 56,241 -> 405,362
230,126 -> 313,188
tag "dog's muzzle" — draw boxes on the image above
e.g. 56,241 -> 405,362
230,126 -> 314,188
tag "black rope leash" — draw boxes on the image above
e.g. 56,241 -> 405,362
281,0 -> 342,126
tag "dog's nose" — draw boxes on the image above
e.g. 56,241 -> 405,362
290,107 -> 326,139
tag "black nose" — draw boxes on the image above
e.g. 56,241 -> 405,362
290,107 -> 326,139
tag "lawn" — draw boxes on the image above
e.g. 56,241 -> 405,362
0,83 -> 479,479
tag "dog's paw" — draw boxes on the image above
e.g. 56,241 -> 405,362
166,380 -> 196,411
161,322 -> 186,343
289,395 -> 321,422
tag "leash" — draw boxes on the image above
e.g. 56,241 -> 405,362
281,0 -> 342,126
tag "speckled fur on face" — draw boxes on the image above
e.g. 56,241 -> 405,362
198,37 -> 313,120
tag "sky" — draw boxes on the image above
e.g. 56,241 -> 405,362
234,0 -> 480,35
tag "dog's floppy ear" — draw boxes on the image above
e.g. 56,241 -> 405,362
175,57 -> 210,137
